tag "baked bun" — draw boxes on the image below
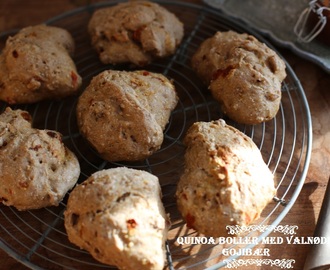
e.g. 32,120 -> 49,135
88,1 -> 184,66
76,69 -> 178,162
191,31 -> 287,124
0,24 -> 82,104
64,167 -> 170,270
176,120 -> 276,237
0,107 -> 80,210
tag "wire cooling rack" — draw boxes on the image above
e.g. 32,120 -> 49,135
0,1 -> 312,269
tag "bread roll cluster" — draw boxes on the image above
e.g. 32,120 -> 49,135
0,1 -> 287,269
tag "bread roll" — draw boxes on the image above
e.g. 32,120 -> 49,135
76,69 -> 178,162
0,24 -> 82,104
176,119 -> 276,237
88,1 -> 184,66
191,31 -> 287,124
0,107 -> 80,210
64,167 -> 170,270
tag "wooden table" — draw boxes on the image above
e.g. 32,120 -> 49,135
0,1 -> 329,269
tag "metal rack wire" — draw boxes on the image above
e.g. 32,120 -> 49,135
0,1 -> 312,269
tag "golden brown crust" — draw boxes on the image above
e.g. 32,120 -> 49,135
64,167 -> 170,270
191,31 -> 287,124
76,69 -> 178,162
0,24 -> 82,104
88,1 -> 184,66
176,120 -> 276,237
0,107 -> 80,210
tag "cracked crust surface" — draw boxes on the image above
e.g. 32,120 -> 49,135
176,120 -> 276,237
0,24 -> 82,104
191,31 -> 287,124
64,167 -> 170,270
76,69 -> 178,162
0,107 -> 80,210
88,1 -> 184,66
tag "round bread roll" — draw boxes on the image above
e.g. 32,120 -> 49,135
0,107 -> 80,210
64,167 -> 170,270
76,69 -> 178,162
176,120 -> 276,237
88,1 -> 184,66
191,31 -> 287,124
0,24 -> 82,104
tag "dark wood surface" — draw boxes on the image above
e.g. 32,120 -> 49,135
0,1 -> 329,269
